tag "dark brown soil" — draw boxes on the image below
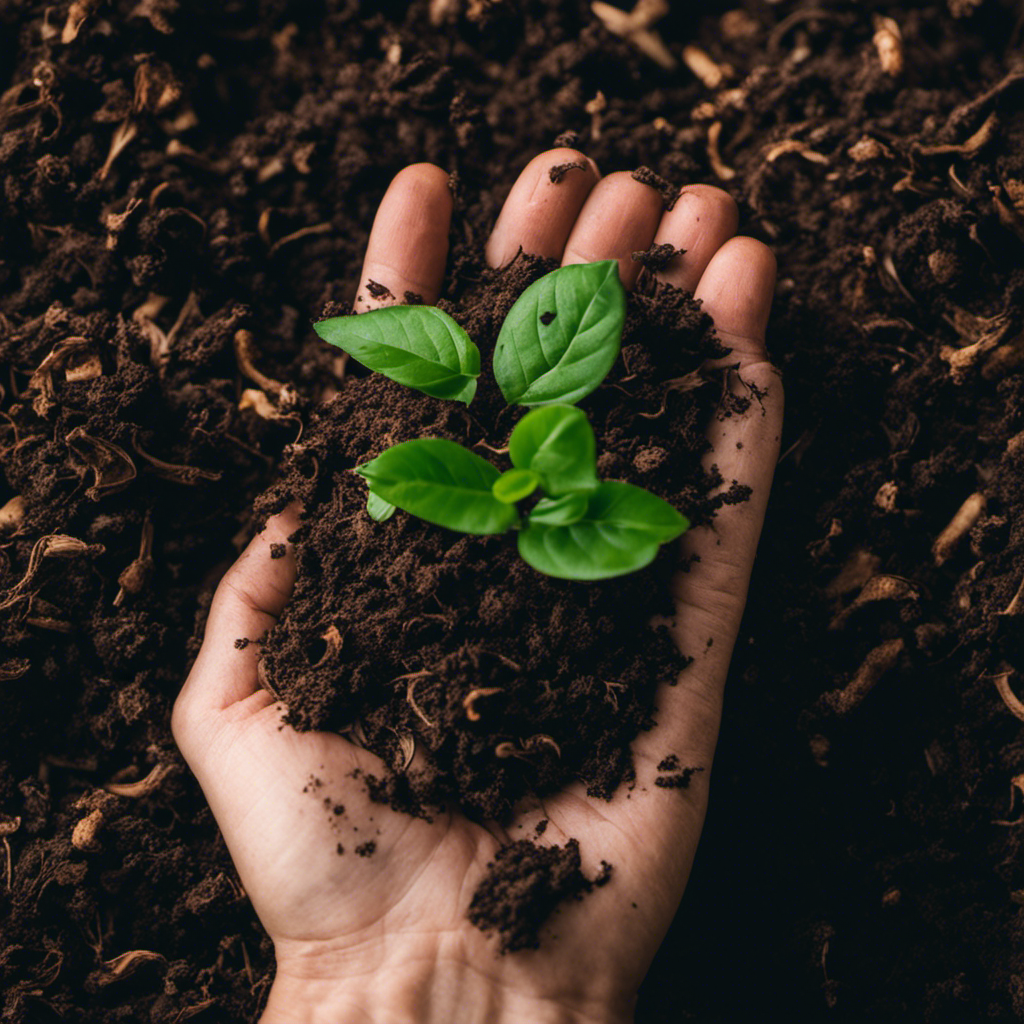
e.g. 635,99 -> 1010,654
254,254 -> 725,825
3,1 -> 1024,1021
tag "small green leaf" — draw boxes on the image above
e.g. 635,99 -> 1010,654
517,481 -> 689,580
366,492 -> 396,522
528,493 -> 589,526
492,468 -> 540,504
355,439 -> 519,535
493,261 -> 626,407
508,404 -> 598,496
314,306 -> 480,405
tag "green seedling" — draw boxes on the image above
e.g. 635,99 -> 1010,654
315,261 -> 689,580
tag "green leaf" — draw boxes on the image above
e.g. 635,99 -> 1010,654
355,439 -> 519,535
508,404 -> 598,496
517,482 -> 689,580
492,468 -> 540,504
493,261 -> 626,407
366,492 -> 396,522
313,306 -> 480,405
528,493 -> 589,526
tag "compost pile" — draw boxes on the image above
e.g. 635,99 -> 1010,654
3,1 -> 1024,1021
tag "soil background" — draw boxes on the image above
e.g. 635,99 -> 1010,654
3,0 -> 1024,1021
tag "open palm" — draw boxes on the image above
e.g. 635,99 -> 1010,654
172,150 -> 782,1024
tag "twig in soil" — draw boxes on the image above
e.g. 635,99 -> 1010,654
915,111 -> 998,158
104,762 -> 172,798
394,671 -> 436,729
256,658 -> 282,701
114,514 -> 154,607
66,427 -> 137,500
267,222 -> 332,257
682,45 -> 728,89
765,139 -> 829,165
463,687 -> 503,722
1001,576 -> 1024,617
591,0 -> 676,69
234,329 -> 284,396
993,669 -> 1024,723
829,574 -> 920,631
817,638 -> 904,715
61,0 -> 100,42
932,492 -> 986,565
131,430 -> 222,485
706,121 -> 736,181
585,91 -> 606,141
0,534 -> 95,614
92,950 -> 167,987
100,119 -> 138,180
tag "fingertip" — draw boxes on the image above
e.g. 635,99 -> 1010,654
693,236 -> 777,361
355,162 -> 453,311
653,185 -> 739,293
486,148 -> 600,268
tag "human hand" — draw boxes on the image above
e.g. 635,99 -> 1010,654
172,150 -> 781,1024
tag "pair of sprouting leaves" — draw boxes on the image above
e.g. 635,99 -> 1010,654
314,261 -> 689,580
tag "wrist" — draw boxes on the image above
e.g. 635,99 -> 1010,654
259,939 -> 633,1024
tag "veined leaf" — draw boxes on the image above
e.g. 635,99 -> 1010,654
517,481 -> 688,580
314,306 -> 480,405
508,404 -> 598,496
528,493 -> 589,526
366,492 -> 396,522
355,439 -> 518,535
493,261 -> 625,406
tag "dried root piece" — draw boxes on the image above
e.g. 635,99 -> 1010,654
267,222 -> 332,257
62,0 -> 101,43
28,336 -> 93,416
132,432 -> 221,485
231,327 -> 280,395
463,687 -> 502,722
1001,575 -> 1024,617
0,814 -> 21,837
993,669 -> 1024,723
92,950 -> 167,987
65,427 -> 137,500
818,639 -> 905,715
0,534 -> 96,613
933,492 -> 986,565
591,0 -> 676,69
584,91 -> 606,142
916,111 -> 998,158
830,574 -> 920,630
991,184 -> 1024,243
872,15 -> 903,75
765,139 -> 829,165
104,762 -> 172,798
114,515 -> 154,606
0,658 -> 29,680
100,120 -> 138,180
707,121 -> 736,180
682,44 -> 726,89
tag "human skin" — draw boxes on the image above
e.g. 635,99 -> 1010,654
172,149 -> 782,1024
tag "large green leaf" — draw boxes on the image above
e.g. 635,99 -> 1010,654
314,306 -> 480,405
518,481 -> 688,580
493,261 -> 626,406
508,404 -> 598,496
356,439 -> 519,535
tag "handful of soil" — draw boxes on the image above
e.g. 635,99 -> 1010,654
255,253 -> 739,826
